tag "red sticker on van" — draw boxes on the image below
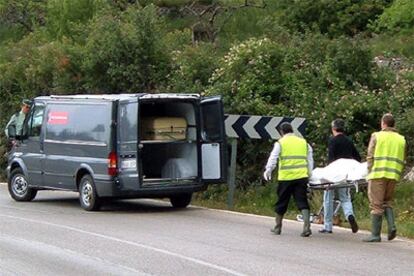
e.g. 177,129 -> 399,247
48,111 -> 69,125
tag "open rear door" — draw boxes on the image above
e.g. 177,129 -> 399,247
118,98 -> 141,190
200,97 -> 227,183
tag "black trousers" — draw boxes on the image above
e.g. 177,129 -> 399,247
275,177 -> 310,215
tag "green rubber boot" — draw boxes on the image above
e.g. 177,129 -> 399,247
300,209 -> 312,237
384,207 -> 397,241
363,214 -> 382,242
271,213 -> 283,235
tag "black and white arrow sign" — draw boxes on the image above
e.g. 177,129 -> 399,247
225,115 -> 306,140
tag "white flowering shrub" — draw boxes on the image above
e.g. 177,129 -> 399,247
208,38 -> 288,116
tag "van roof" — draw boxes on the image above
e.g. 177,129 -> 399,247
35,93 -> 201,101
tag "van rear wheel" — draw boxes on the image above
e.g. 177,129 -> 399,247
8,168 -> 37,202
170,193 -> 192,208
79,175 -> 100,211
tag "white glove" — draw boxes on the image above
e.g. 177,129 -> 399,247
263,169 -> 272,181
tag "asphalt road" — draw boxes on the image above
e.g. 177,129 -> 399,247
0,183 -> 413,276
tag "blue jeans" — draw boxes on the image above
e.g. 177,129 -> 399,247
323,188 -> 354,231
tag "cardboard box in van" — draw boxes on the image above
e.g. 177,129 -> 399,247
141,117 -> 187,141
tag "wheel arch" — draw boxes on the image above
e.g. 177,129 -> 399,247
8,160 -> 28,182
75,165 -> 94,190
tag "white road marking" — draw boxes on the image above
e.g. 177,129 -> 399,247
0,213 -> 246,276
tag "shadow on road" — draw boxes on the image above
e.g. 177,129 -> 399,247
31,195 -> 197,214
101,199 -> 198,214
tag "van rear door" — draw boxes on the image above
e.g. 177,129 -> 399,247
200,97 -> 227,183
118,99 -> 141,190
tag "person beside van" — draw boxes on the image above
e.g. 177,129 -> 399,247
263,122 -> 314,237
4,99 -> 31,140
319,119 -> 360,234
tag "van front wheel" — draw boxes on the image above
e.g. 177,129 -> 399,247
79,175 -> 100,211
8,168 -> 37,201
170,193 -> 192,208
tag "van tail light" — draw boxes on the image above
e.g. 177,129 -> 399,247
108,151 -> 118,176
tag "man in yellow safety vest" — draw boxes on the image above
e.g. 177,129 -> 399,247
364,113 -> 406,242
263,122 -> 314,237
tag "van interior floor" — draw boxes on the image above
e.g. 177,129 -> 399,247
141,143 -> 198,181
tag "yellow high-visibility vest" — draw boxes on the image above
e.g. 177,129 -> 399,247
278,135 -> 309,181
367,131 -> 406,181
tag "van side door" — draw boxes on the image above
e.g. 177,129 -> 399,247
19,102 -> 46,186
200,97 -> 227,183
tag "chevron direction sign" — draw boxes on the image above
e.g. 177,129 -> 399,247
224,115 -> 306,140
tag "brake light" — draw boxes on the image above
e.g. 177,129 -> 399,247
108,151 -> 118,176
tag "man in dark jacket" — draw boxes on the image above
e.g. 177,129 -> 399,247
319,119 -> 360,234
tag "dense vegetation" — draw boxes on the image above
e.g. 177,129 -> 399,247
0,0 -> 413,230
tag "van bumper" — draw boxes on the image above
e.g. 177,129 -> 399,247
94,178 -> 207,198
94,179 -> 118,197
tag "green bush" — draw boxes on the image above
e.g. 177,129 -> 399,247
208,37 -> 287,116
397,107 -> 414,163
277,0 -> 391,37
0,0 -> 47,33
168,43 -> 219,93
82,4 -> 170,92
46,0 -> 104,41
375,0 -> 414,32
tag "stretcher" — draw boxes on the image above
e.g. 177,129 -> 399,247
308,179 -> 367,192
304,179 -> 367,224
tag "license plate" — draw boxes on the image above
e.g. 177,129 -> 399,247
121,159 -> 136,169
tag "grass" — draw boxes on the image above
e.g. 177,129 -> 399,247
193,181 -> 414,239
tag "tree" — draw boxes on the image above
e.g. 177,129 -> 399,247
375,0 -> 414,32
0,0 -> 46,32
46,0 -> 105,41
179,0 -> 267,43
82,4 -> 170,92
277,0 -> 392,37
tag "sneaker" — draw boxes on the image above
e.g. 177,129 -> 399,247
318,229 -> 333,234
348,215 -> 359,233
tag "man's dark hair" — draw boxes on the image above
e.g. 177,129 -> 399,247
280,122 -> 293,135
22,99 -> 32,106
382,113 -> 395,127
331,119 -> 345,133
